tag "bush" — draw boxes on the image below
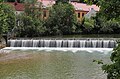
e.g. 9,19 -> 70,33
45,2 -> 77,35
99,19 -> 120,34
0,3 -> 15,34
16,14 -> 46,37
102,43 -> 120,79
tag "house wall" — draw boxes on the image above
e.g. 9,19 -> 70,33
15,11 -> 24,15
15,9 -> 92,22
14,7 -> 96,22
75,10 -> 88,21
41,9 -> 89,22
42,9 -> 49,19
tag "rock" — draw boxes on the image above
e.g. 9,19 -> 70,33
0,44 -> 6,49
0,37 -> 6,49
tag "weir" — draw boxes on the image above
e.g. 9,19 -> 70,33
7,39 -> 117,48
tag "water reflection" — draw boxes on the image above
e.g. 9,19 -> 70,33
0,50 -> 111,79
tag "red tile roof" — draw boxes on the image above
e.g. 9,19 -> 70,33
5,0 -> 99,12
38,0 -> 99,11
71,2 -> 99,11
6,2 -> 24,11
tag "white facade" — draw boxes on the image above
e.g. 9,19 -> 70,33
84,8 -> 97,19
15,11 -> 24,15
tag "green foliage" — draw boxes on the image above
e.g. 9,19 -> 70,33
85,0 -> 120,20
0,0 -> 3,2
45,2 -> 77,35
101,44 -> 120,79
99,19 -> 120,34
83,18 -> 94,33
84,0 -> 98,4
16,14 -> 45,37
0,3 -> 15,34
15,0 -> 46,37
81,0 -> 120,34
24,0 -> 42,19
24,0 -> 37,4
93,59 -> 103,64
5,0 -> 25,3
99,0 -> 120,20
56,0 -> 69,4
74,22 -> 83,34
93,15 -> 120,34
6,0 -> 15,2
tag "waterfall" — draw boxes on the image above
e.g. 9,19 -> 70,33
7,39 -> 117,48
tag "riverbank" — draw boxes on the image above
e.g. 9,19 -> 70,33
0,37 -> 6,49
0,44 -> 6,49
15,34 -> 120,39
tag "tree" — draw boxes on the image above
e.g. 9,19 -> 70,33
56,0 -> 69,4
81,18 -> 94,34
4,0 -> 38,3
5,0 -> 15,2
83,0 -> 120,34
98,0 -> 120,20
0,3 -> 15,35
24,0 -> 43,19
16,14 -> 45,37
16,0 -> 46,37
0,0 -> 3,2
84,0 -> 120,20
101,44 -> 120,79
45,2 -> 77,35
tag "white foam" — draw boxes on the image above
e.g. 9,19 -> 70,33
2,47 -> 113,54
0,49 -> 11,54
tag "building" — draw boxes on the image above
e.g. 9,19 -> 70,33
6,2 -> 24,15
71,2 -> 99,21
84,8 -> 97,19
38,0 -> 99,21
7,0 -> 99,21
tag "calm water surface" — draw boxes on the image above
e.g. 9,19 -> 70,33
0,48 -> 112,79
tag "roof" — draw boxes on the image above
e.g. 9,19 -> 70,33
37,0 -> 55,8
71,2 -> 99,11
6,2 -> 24,11
38,0 -> 99,11
5,0 -> 99,12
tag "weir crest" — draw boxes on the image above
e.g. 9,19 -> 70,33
7,39 -> 117,48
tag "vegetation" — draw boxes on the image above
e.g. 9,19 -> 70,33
44,2 -> 77,35
16,14 -> 45,37
94,44 -> 120,79
98,0 -> 120,20
101,44 -> 120,79
0,0 -> 120,78
16,0 -> 45,37
0,0 -> 120,36
4,0 -> 24,3
85,0 -> 120,78
0,3 -> 15,35
56,0 -> 69,3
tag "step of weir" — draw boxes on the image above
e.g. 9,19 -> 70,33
7,39 -> 118,48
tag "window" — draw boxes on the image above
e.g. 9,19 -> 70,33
43,11 -> 46,17
82,13 -> 85,17
78,13 -> 80,18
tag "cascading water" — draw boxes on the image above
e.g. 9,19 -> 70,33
1,39 -> 116,79
7,39 -> 117,48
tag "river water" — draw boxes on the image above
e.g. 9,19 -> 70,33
0,48 -> 112,79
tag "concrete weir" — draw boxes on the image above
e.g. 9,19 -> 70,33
7,38 -> 118,48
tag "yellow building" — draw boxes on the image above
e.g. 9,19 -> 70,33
39,0 -> 99,21
71,2 -> 99,21
7,0 -> 99,21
